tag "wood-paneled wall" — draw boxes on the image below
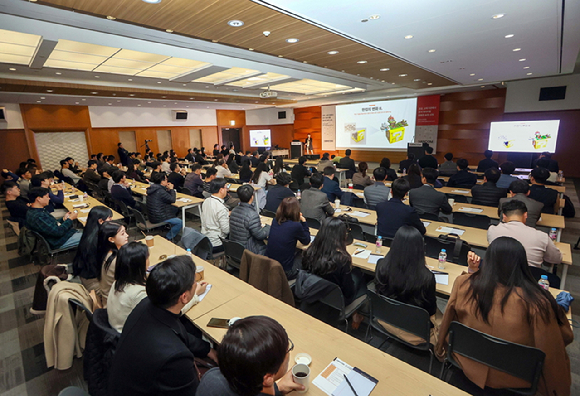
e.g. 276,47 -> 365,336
293,106 -> 321,153
0,129 -> 30,172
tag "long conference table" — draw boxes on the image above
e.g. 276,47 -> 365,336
60,185 -> 124,226
146,236 -> 470,396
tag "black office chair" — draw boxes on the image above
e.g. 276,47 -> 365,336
349,223 -> 365,241
453,212 -> 491,230
220,237 -> 246,271
128,207 -> 170,235
419,212 -> 440,222
178,186 -> 193,195
363,232 -> 377,243
111,199 -> 135,229
528,266 -> 561,289
440,322 -> 546,396
261,209 -> 277,218
30,230 -> 78,265
353,184 -> 366,190
424,235 -> 470,266
305,217 -> 321,229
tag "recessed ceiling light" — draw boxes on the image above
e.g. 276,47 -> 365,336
163,105 -> 166,107
189,97 -> 194,99
47,90 -> 53,92
129,94 -> 135,96
94,75 -> 100,78
227,20 -> 244,27
303,61 -> 308,64
380,68 -> 390,71
527,72 -> 533,75
328,51 -> 339,55
286,38 -> 299,43
263,31 -> 271,37
505,34 -> 514,38
414,79 -> 420,81
166,29 -> 173,33
278,55 -> 283,58
481,85 -> 486,88
75,102 -> 79,104
137,104 -> 141,107
428,49 -> 436,53
214,99 -> 218,101
128,79 -> 133,81
399,74 -> 407,77
107,15 -> 116,20
248,48 -> 254,51
182,84 -> 187,86
108,103 -> 112,105
492,13 -> 505,19
147,101 -> 152,104
404,35 -> 413,39
357,60 -> 367,64
157,81 -> 162,84
40,97 -> 45,99
174,102 -> 177,104
81,98 -> 86,101
519,58 -> 526,62
161,96 -> 166,98
523,66 -> 530,69
212,39 -> 218,43
91,92 -> 98,94
470,73 -> 476,76
478,78 -> 483,81
55,72 -> 62,75
142,0 -> 162,3
117,100 -> 121,102
36,100 -> 41,103
427,82 -> 433,85
513,48 -> 521,51
186,106 -> 189,108
112,93 -> 116,96
29,0 -> 37,2
369,14 -> 380,20
9,68 -> 16,71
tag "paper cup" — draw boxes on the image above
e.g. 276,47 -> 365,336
335,199 -> 341,209
448,198 -> 455,206
348,183 -> 353,189
79,195 -> 84,202
292,363 -> 310,393
195,266 -> 205,282
145,236 -> 154,247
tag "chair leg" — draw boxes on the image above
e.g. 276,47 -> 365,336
428,350 -> 434,375
439,361 -> 447,380
344,319 -> 349,334
365,323 -> 372,342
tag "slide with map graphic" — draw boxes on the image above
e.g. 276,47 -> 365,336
488,120 -> 560,153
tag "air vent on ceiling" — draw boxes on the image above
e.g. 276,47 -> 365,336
539,86 -> 566,101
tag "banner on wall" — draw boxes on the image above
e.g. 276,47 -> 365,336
321,105 -> 336,151
414,95 -> 440,152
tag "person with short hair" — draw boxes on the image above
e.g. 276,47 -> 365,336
111,170 -> 137,208
529,167 -> 559,214
321,166 -> 344,202
160,155 -> 171,173
331,153 -> 342,164
363,167 -> 391,209
532,151 -> 559,173
409,168 -> 452,217
352,162 -> 373,187
476,149 -> 499,172
167,162 -> 185,188
471,167 -> 507,207
2,181 -> 29,226
66,157 -> 82,174
438,152 -> 457,176
102,155 -> 119,175
338,149 -> 356,176
31,172 -> 67,217
376,179 -> 425,239
185,148 -> 194,163
499,179 -> 544,227
84,160 -> 101,185
317,152 -> 333,172
184,164 -> 204,197
418,146 -> 438,169
497,161 -> 518,189
60,159 -> 81,185
229,185 -> 270,255
291,156 -> 311,187
215,159 -> 232,178
26,187 -> 82,249
146,172 -> 182,240
300,173 -> 335,224
250,151 -> 260,167
201,178 -> 230,253
16,167 -> 33,197
398,153 -> 417,173
488,200 -> 562,268
446,158 -> 478,188
117,142 -> 130,166
264,173 -> 295,213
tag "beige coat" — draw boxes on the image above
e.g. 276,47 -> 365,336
44,281 -> 93,370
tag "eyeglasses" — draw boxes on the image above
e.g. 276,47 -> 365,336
287,338 -> 294,354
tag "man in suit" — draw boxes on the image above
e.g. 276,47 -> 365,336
376,178 -> 426,239
264,172 -> 295,213
364,167 -> 390,209
185,148 -> 195,162
111,170 -> 137,208
446,158 -> 478,188
300,173 -> 335,224
471,167 -> 507,207
418,146 -> 438,169
338,149 -> 356,178
398,153 -> 417,173
528,167 -> 559,214
498,179 -> 544,228
321,166 -> 344,202
117,143 -> 130,166
532,151 -> 559,173
290,156 -> 312,187
409,168 -> 452,218
477,150 -> 499,172
438,153 -> 457,176
109,255 -> 217,396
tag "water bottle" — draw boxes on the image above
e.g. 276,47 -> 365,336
438,249 -> 447,270
296,189 -> 301,200
557,171 -> 564,182
375,236 -> 383,254
83,192 -> 88,199
549,228 -> 557,241
186,248 -> 192,258
538,275 -> 550,291
402,168 -> 407,176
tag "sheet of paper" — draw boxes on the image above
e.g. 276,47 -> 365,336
350,211 -> 370,217
332,367 -> 379,396
80,209 -> 91,213
451,189 -> 469,194
334,208 -> 342,213
310,235 -> 316,243
435,226 -> 466,236
198,284 -> 212,301
368,253 -> 382,264
352,249 -> 371,260
422,221 -> 431,228
431,271 -> 449,285
313,358 -> 353,396
356,193 -> 364,199
72,203 -> 88,208
458,207 -> 484,213
78,216 -> 88,223
178,198 -> 192,203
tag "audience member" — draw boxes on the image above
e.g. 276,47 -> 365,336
536,158 -> 558,183
476,149 -> 499,172
185,148 -> 195,163
251,163 -> 273,188
212,144 -> 220,156
149,161 -> 162,181
265,173 -> 295,213
102,155 -> 119,175
16,167 -> 32,197
376,179 -> 425,239
379,157 -> 398,181
272,157 -> 284,176
446,159 -> 478,188
125,162 -> 146,183
215,159 -> 232,178
532,151 -> 559,173
496,161 -> 518,189
167,163 -> 185,188
364,167 -> 391,209
488,200 -> 562,268
97,222 -> 128,306
229,185 -> 270,255
160,155 -> 171,173
98,170 -> 112,193
321,166 -> 344,202
403,163 -> 423,190
146,172 -> 182,240
435,237 -> 572,395
184,164 -> 204,197
111,171 -> 136,208
117,142 -> 130,166
418,146 -> 438,169
267,197 -> 310,279
201,178 -> 230,253
471,167 -> 507,207
331,154 -> 342,164
317,152 -> 333,172
409,168 -> 452,217
1,168 -> 19,182
66,157 -> 81,174
195,149 -> 207,165
398,153 -> 417,173
352,162 -> 373,187
291,156 -> 311,187
250,151 -> 260,167
338,149 -> 356,176
238,159 -> 253,183
83,160 -> 101,185
438,153 -> 457,176
2,181 -> 29,226
226,153 -> 239,174
31,173 -> 66,217
498,179 -> 544,227
300,173 -> 335,224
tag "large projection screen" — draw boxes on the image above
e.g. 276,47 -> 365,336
249,129 -> 271,147
488,120 -> 560,153
335,98 -> 417,150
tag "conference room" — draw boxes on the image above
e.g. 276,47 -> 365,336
1,0 -> 579,395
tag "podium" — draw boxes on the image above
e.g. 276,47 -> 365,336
291,141 -> 303,159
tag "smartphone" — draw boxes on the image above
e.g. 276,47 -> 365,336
207,318 -> 230,329
226,183 -> 231,189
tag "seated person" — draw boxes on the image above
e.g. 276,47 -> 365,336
320,166 -> 344,202
317,152 -> 333,172
16,167 -> 32,197
201,178 -> 230,253
149,161 -> 163,181
101,155 -> 119,176
215,159 -> 232,178
379,157 -> 398,181
352,162 -> 373,187
398,153 -> 417,173
203,168 -> 240,211
476,149 -> 499,172
238,159 -> 253,183
194,149 -> 208,165
196,316 -> 304,396
110,171 -> 136,208
125,162 -> 146,183
226,154 -> 239,174
435,237 -> 572,396
528,167 -> 559,214
403,164 -> 423,190
97,222 -> 129,306
499,179 -> 544,227
251,163 -> 273,189
338,149 -> 356,177
300,173 -> 334,224
488,200 -> 562,268
66,157 -> 81,174
331,154 -> 342,164
264,173 -> 295,213
229,185 -> 270,255
109,256 -> 217,396
272,157 -> 285,176
146,173 -> 182,240
83,160 -> 101,185
160,155 -> 171,173
25,187 -> 82,249
409,168 -> 452,217
97,170 -> 112,193
3,181 -> 29,226
532,151 -> 559,173
376,179 -> 426,239
446,158 -> 478,188
418,146 -> 438,169
536,158 -> 558,183
496,161 -> 518,189
364,167 -> 391,209
267,197 -> 310,279
471,167 -> 507,207
61,159 -> 82,185
185,148 -> 194,163
31,173 -> 67,218
438,152 -> 457,176
290,156 -> 311,187
250,151 -> 260,167
184,164 -> 204,197
167,163 -> 185,188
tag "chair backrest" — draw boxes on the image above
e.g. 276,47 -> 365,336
178,186 -> 192,195
446,321 -> 545,395
240,250 -> 295,306
363,232 -> 377,243
419,212 -> 440,222
453,212 -> 491,230
261,209 -> 277,218
6,219 -> 20,236
128,207 -> 147,227
368,291 -> 431,349
317,278 -> 347,319
305,217 -> 321,229
30,230 -> 53,252
220,237 -> 246,269
528,266 -> 561,289
69,298 -> 93,322
424,235 -> 470,266
353,184 -> 366,190
349,223 -> 365,241
111,198 -> 130,217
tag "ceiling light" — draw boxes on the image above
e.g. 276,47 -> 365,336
492,14 -> 505,19
399,74 -> 407,77
481,86 -> 486,88
161,96 -> 166,98
157,81 -> 162,83
112,94 -> 116,96
148,101 -> 152,103
174,102 -> 177,104
527,72 -> 532,75
286,38 -> 299,43
470,73 -> 475,76
36,100 -> 41,103
478,78 -> 483,81
303,61 -> 307,64
9,68 -> 16,71
519,58 -> 526,62
81,98 -> 86,101
404,35 -> 413,39
75,102 -> 79,104
278,55 -> 283,58
108,103 -> 112,105
513,48 -> 521,51
328,51 -> 339,55
380,68 -> 390,71
227,20 -> 244,27
523,66 -> 530,69
47,90 -> 53,92
94,75 -> 100,78
166,29 -> 173,33
129,94 -> 135,96
186,106 -> 189,108
212,40 -> 218,43
106,16 -> 116,20
248,48 -> 254,51
428,49 -> 436,53
91,91 -> 98,94
40,97 -> 45,99
414,79 -> 420,81
55,72 -> 62,75
357,60 -> 367,64
128,79 -> 133,81
505,34 -> 514,38
263,31 -> 271,37
189,97 -> 194,99
117,100 -> 121,102
142,0 -> 162,3
214,99 -> 218,101
137,104 -> 141,107
369,14 -> 380,20
427,82 -> 433,85
30,0 -> 37,2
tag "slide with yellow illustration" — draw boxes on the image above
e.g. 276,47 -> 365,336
488,120 -> 560,153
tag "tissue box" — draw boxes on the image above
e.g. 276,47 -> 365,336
387,127 -> 405,143
532,139 -> 547,149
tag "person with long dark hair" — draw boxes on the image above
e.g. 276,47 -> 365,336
238,159 -> 253,183
97,222 -> 128,306
251,162 -> 272,188
72,206 -> 113,292
404,163 -> 423,189
379,157 -> 398,181
435,237 -> 573,395
272,157 -> 284,176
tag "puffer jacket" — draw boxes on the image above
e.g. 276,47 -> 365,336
146,183 -> 177,223
229,202 -> 269,255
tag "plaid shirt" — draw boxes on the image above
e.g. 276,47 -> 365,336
25,207 -> 75,249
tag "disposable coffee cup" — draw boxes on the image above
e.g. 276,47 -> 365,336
195,266 -> 205,282
448,198 -> 455,206
292,363 -> 310,393
335,199 -> 341,209
79,195 -> 84,203
348,183 -> 353,189
145,236 -> 154,247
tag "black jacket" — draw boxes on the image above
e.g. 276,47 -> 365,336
477,158 -> 499,173
185,153 -> 194,162
446,169 -> 478,188
471,182 -> 507,207
109,299 -> 201,396
264,185 -> 295,213
528,184 -> 559,214
291,163 -> 311,186
118,147 -> 130,166
146,183 -> 177,223
111,184 -> 136,208
167,172 -> 185,188
418,155 -> 438,169
376,198 -> 426,239
399,159 -> 417,173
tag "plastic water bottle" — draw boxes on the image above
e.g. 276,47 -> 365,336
402,168 -> 407,176
557,171 -> 564,182
549,228 -> 557,241
83,192 -> 88,200
438,249 -> 447,270
186,248 -> 193,258
538,275 -> 550,291
375,236 -> 382,254
296,189 -> 301,200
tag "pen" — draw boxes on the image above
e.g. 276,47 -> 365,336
344,374 -> 359,396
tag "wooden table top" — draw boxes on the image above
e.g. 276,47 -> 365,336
129,181 -> 204,207
60,187 -> 124,226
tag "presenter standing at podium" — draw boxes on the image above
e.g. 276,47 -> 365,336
304,133 -> 313,155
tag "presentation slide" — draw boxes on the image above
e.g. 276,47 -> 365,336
249,129 -> 271,147
335,98 -> 417,150
488,120 -> 560,153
